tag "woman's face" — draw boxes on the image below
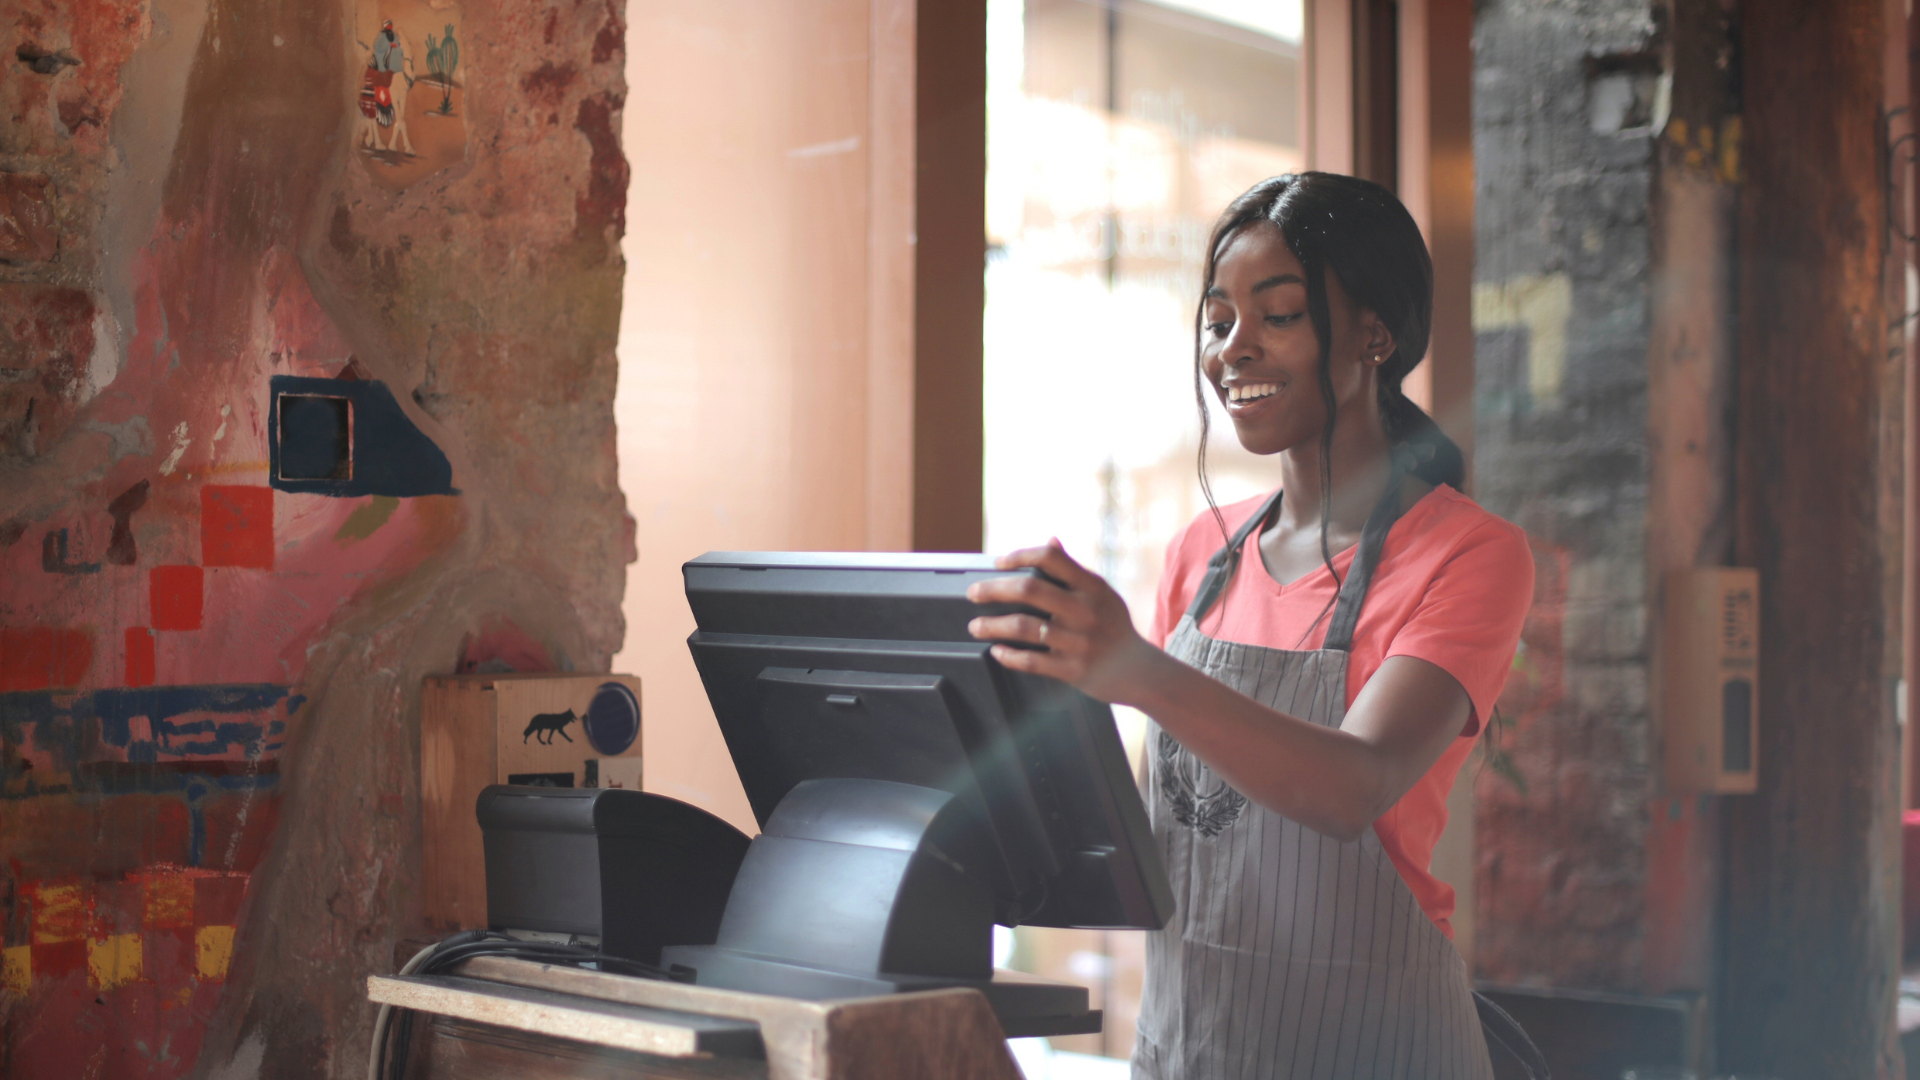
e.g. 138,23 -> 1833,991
1200,222 -> 1381,457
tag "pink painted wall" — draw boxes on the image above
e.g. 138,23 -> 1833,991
1,0 -> 629,1074
614,0 -> 922,834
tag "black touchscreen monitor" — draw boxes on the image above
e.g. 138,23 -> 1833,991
683,550 -> 1173,931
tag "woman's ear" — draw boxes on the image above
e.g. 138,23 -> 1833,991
1361,311 -> 1396,366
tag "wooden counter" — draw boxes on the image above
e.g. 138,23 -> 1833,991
369,956 -> 1025,1080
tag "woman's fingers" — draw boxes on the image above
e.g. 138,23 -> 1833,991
965,573 -> 1098,630
967,612 -> 1052,646
970,542 -> 1116,634
991,542 -> 1057,571
972,617 -> 1095,675
1030,539 -> 1103,591
988,642 -> 1078,681
971,540 -> 1148,703
988,630 -> 1094,680
993,539 -> 1100,592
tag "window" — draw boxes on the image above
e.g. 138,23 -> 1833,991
984,0 -> 1308,1062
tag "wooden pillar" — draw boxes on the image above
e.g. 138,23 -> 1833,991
1394,0 -> 1474,472
1720,0 -> 1900,1075
1905,0 -> 1920,816
1306,0 -> 1355,174
1351,0 -> 1398,192
911,0 -> 986,553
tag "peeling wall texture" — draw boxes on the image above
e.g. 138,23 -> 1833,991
1471,0 -> 1663,990
0,0 -> 629,1074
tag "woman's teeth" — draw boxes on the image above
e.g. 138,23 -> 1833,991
1228,383 -> 1279,403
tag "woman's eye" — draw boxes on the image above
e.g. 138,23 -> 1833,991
1205,321 -> 1232,337
1265,313 -> 1303,326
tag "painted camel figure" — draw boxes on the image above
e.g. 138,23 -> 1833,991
356,21 -> 416,157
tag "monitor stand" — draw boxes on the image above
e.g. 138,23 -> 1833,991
662,777 -> 1101,1038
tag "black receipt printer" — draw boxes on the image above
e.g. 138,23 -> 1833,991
476,785 -> 751,964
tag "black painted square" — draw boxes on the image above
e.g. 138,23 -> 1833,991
278,395 -> 352,481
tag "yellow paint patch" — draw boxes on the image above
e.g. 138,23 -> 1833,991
143,873 -> 196,929
334,495 -> 400,542
88,934 -> 143,989
3,944 -> 30,995
1717,115 -> 1742,185
1472,273 -> 1572,404
196,925 -> 235,981
31,883 -> 87,944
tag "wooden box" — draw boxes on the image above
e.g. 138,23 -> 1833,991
1661,568 -> 1759,794
422,673 -> 644,929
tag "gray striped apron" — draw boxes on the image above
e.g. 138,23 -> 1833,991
1132,461 -> 1495,1080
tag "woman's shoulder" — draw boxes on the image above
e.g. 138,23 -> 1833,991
1416,485 -> 1527,542
1397,485 -> 1533,580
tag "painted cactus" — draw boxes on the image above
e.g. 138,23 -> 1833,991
426,25 -> 459,114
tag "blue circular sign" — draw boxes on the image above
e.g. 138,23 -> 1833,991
583,681 -> 640,756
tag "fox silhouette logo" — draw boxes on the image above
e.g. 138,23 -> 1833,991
523,708 -> 578,745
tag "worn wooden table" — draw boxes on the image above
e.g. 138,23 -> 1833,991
368,956 -> 1026,1080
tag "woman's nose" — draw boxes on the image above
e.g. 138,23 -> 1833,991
1220,318 -> 1258,364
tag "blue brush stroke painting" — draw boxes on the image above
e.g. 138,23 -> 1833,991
268,374 -> 457,497
1,682 -> 297,767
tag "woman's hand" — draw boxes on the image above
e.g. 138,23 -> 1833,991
965,539 -> 1164,704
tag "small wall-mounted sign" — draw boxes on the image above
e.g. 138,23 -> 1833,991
1662,567 -> 1759,794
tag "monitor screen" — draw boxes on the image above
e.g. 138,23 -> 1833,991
684,551 -> 1172,931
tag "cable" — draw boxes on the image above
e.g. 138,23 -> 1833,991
367,930 -> 490,1080
369,931 -> 689,1080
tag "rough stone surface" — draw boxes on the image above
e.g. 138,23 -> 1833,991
1471,0 -> 1660,991
0,0 -> 628,1076
0,283 -> 96,458
0,173 -> 58,262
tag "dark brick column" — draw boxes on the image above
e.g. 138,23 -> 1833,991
1719,0 -> 1901,1075
1471,0 -> 1661,991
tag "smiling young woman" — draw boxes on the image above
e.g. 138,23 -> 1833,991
967,174 -> 1538,1080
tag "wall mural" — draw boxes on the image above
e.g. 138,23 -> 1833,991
2,0 -> 631,1070
0,253 -> 463,1074
0,11 -> 467,1059
354,1 -> 466,190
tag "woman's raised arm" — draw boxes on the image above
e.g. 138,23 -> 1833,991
967,540 -> 1472,843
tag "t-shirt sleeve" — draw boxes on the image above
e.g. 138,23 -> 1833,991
1383,518 -> 1535,736
1151,518 -> 1199,648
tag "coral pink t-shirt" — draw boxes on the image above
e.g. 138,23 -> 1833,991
1150,484 -> 1534,938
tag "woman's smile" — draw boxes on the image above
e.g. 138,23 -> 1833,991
1223,379 -> 1286,417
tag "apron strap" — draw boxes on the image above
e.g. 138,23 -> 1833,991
1321,448 -> 1416,653
1183,488 -> 1285,624
1185,446 -> 1421,652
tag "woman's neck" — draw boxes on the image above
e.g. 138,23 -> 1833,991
1276,411 -> 1396,535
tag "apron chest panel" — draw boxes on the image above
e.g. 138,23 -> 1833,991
1133,459 -> 1494,1080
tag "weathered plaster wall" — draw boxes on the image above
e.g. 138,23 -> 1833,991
0,0 -> 629,1074
1471,0 -> 1662,990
